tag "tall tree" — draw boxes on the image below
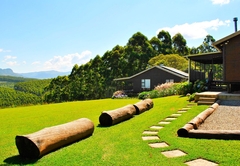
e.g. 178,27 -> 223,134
125,32 -> 155,74
198,35 -> 217,53
172,33 -> 188,55
149,36 -> 162,55
157,30 -> 172,54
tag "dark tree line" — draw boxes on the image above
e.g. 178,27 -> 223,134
43,31 -> 217,103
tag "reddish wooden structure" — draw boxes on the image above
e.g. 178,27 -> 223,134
187,30 -> 240,92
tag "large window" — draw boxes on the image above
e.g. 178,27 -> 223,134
141,79 -> 150,89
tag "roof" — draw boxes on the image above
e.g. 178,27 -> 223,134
213,30 -> 240,48
114,66 -> 188,81
186,30 -> 240,64
186,52 -> 222,64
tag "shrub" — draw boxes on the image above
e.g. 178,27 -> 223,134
138,91 -> 150,100
112,90 -> 128,99
175,81 -> 192,96
192,79 -> 207,93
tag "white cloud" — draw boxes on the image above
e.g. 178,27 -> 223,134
0,48 -> 11,53
2,55 -> 18,66
2,55 -> 17,62
43,50 -> 93,71
211,0 -> 230,5
32,61 -> 41,65
156,19 -> 230,40
6,61 -> 18,66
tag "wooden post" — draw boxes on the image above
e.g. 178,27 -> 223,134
15,118 -> 94,158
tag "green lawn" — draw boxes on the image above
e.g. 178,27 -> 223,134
1,96 -> 239,165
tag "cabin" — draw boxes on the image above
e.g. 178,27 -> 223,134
187,29 -> 240,92
114,66 -> 188,94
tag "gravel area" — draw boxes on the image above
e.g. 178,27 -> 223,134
198,100 -> 240,130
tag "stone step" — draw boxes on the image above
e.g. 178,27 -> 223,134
197,101 -> 215,105
198,97 -> 216,102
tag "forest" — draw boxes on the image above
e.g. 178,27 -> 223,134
0,30 -> 217,108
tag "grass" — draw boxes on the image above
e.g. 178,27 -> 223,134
1,96 -> 240,165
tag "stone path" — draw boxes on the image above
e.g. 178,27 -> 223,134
141,103 -> 219,166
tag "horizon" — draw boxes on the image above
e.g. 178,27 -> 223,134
0,0 -> 239,73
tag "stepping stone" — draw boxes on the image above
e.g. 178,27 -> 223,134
177,110 -> 187,113
148,142 -> 169,148
142,136 -> 159,141
170,114 -> 181,117
165,117 -> 176,121
158,121 -> 171,125
185,158 -> 218,166
182,106 -> 192,110
161,149 -> 187,158
150,126 -> 163,130
142,131 -> 158,135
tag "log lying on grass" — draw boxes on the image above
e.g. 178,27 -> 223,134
177,100 -> 220,137
188,130 -> 240,140
99,99 -> 154,126
134,98 -> 153,114
15,118 -> 94,158
99,104 -> 136,126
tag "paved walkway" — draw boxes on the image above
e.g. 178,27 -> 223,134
141,103 -> 219,166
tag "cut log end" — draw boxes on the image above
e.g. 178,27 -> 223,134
15,136 -> 40,158
99,112 -> 113,126
177,128 -> 189,137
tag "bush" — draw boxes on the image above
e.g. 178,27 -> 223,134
192,79 -> 207,93
175,81 -> 192,96
112,90 -> 128,99
138,91 -> 150,100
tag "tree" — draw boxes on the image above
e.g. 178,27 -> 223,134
149,36 -> 162,55
157,30 -> 172,54
198,35 -> 217,53
172,33 -> 188,55
125,32 -> 155,74
148,54 -> 188,72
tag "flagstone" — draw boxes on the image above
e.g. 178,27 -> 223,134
142,131 -> 158,135
161,149 -> 187,158
185,158 -> 218,166
142,136 -> 159,141
148,142 -> 169,148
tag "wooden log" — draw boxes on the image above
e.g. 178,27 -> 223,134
99,104 -> 136,126
188,130 -> 240,140
133,99 -> 154,114
15,118 -> 94,158
178,101 -> 220,137
177,123 -> 194,137
188,117 -> 204,129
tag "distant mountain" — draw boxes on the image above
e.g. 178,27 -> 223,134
20,70 -> 70,79
0,68 -> 22,77
0,68 -> 70,79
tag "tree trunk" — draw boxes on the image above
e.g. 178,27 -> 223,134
15,118 -> 94,158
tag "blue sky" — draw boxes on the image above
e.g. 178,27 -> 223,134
0,0 -> 239,73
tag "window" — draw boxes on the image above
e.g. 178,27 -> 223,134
141,79 -> 150,89
166,79 -> 174,83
